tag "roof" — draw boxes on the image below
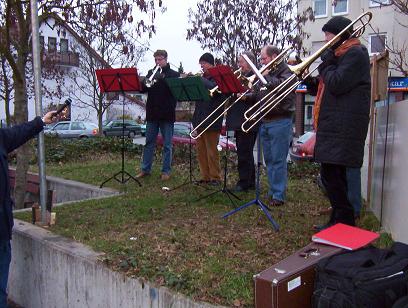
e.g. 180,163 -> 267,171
40,13 -> 146,109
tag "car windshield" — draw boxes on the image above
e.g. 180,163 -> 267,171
53,123 -> 70,130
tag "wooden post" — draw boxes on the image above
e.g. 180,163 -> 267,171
367,51 -> 389,205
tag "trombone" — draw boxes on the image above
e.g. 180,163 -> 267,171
241,11 -> 373,132
189,47 -> 292,140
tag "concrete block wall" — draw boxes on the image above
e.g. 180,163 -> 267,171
9,220 -> 221,308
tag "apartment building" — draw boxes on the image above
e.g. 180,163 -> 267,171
295,0 -> 408,132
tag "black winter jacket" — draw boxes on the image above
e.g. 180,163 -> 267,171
142,64 -> 180,122
314,45 -> 371,168
258,61 -> 296,120
226,71 -> 259,131
192,75 -> 225,132
0,117 -> 44,241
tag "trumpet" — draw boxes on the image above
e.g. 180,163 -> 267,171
189,47 -> 292,140
145,65 -> 162,88
241,11 -> 373,132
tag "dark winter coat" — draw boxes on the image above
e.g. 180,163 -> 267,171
192,75 -> 226,132
142,63 -> 180,122
258,61 -> 296,121
314,45 -> 371,168
226,71 -> 259,131
0,117 -> 44,241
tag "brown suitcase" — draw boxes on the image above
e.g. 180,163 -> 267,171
254,242 -> 344,308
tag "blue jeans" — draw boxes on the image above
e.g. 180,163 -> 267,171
0,240 -> 11,308
260,118 -> 292,202
141,121 -> 174,175
346,167 -> 362,216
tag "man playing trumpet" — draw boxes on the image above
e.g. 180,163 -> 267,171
136,49 -> 180,181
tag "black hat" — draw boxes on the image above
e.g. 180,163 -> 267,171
199,52 -> 215,66
322,16 -> 353,36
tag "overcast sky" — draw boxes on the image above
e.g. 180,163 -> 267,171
137,0 -> 204,75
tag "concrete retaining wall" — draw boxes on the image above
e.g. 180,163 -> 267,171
9,220 -> 220,308
9,168 -> 119,205
46,175 -> 119,204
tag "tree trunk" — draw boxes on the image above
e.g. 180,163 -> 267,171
1,58 -> 11,126
13,68 -> 30,209
98,108 -> 103,136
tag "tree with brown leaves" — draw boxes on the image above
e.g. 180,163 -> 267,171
187,0 -> 313,66
0,0 -> 160,208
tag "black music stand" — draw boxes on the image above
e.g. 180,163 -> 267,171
194,65 -> 247,205
96,68 -> 142,188
165,76 -> 211,191
221,87 -> 279,231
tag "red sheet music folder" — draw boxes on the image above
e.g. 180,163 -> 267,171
96,68 -> 141,93
208,65 -> 246,94
312,223 -> 379,250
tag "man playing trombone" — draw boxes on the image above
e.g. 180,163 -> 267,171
192,53 -> 223,185
226,51 -> 258,192
136,49 -> 180,181
256,45 -> 295,207
304,16 -> 371,230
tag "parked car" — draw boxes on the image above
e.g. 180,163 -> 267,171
140,124 -> 146,136
289,131 -> 315,163
45,121 -> 98,138
156,122 -> 237,151
103,120 -> 141,138
43,123 -> 56,131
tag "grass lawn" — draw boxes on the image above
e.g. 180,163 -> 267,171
16,152 -> 392,307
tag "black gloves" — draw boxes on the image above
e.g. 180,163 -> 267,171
318,49 -> 337,74
321,48 -> 335,62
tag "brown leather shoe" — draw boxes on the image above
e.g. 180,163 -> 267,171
268,198 -> 284,207
136,172 -> 150,178
161,173 -> 170,181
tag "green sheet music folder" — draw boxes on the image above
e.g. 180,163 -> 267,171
166,76 -> 210,102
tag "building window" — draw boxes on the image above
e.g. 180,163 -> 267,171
60,39 -> 69,53
39,36 -> 45,50
332,0 -> 348,15
369,34 -> 387,54
48,37 -> 57,51
306,105 -> 313,120
369,0 -> 389,7
314,0 -> 327,17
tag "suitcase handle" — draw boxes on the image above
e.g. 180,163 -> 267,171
299,248 -> 319,259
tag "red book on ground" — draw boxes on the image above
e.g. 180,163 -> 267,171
312,223 -> 379,250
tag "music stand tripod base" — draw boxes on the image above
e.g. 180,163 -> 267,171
100,170 -> 141,188
222,198 -> 279,231
221,130 -> 279,231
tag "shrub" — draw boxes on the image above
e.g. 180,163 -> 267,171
36,136 -> 143,163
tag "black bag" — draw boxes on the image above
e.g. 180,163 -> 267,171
313,242 -> 408,308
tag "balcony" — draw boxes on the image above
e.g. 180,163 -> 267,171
42,50 -> 80,67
